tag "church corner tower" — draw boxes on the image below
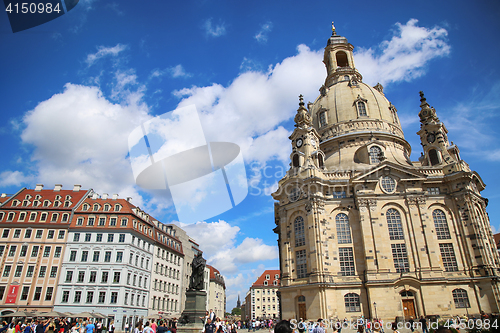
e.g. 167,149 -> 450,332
273,25 -> 500,321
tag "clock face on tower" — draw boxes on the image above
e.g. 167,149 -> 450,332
311,138 -> 316,148
296,138 -> 303,148
427,133 -> 436,144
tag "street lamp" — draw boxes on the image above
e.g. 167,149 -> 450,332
373,302 -> 378,320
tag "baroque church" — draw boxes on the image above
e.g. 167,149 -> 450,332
272,26 -> 500,320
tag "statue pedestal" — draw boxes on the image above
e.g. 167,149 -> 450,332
177,290 -> 207,333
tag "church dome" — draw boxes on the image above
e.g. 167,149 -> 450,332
310,79 -> 405,142
301,26 -> 411,169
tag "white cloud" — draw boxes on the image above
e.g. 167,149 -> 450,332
179,220 -> 277,274
20,83 -> 150,205
354,19 -> 450,86
239,57 -> 263,73
149,65 -> 192,80
203,18 -> 226,37
439,82 -> 500,161
176,44 -> 324,163
0,171 -> 34,187
85,44 -> 128,67
255,22 -> 273,43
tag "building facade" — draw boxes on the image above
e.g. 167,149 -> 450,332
53,194 -> 159,329
0,184 -> 224,321
206,265 -> 226,319
150,221 -> 184,318
245,270 -> 280,320
0,184 -> 89,316
272,28 -> 500,320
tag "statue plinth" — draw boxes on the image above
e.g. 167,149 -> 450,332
177,289 -> 207,333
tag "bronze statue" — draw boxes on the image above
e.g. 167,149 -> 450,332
189,253 -> 206,290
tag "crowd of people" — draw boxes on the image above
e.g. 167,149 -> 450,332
0,317 -> 116,333
0,317 -> 182,333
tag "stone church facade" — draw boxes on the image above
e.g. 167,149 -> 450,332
272,27 -> 500,320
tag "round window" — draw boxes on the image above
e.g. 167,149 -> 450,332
289,188 -> 301,202
380,176 -> 396,193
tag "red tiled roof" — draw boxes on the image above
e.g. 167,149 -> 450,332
207,264 -> 225,288
73,197 -> 183,255
252,270 -> 280,287
0,195 -> 10,204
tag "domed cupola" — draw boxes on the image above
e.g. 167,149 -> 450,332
306,24 -> 412,170
323,22 -> 363,88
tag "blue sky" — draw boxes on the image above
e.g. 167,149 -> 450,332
1,0 -> 500,312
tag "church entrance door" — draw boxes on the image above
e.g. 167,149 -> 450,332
298,303 -> 306,320
402,299 -> 416,319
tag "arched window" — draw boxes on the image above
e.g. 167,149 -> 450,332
336,51 -> 349,67
294,216 -> 305,247
429,149 -> 440,166
452,289 -> 470,308
298,295 -> 305,302
336,213 -> 351,244
433,209 -> 451,239
386,208 -> 404,240
357,101 -> 367,117
292,154 -> 300,168
344,293 -> 360,312
344,75 -> 350,81
318,154 -> 324,169
369,146 -> 382,164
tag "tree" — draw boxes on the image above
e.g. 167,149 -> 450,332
231,307 -> 242,316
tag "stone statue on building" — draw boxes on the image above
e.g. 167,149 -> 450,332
189,253 -> 206,290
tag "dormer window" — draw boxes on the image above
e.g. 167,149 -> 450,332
357,101 -> 367,116
22,200 -> 29,207
353,95 -> 368,117
64,201 -> 71,207
319,111 -> 327,127
264,281 -> 268,286
93,204 -> 99,211
104,204 -> 110,212
369,146 -> 382,164
43,200 -> 50,207
82,204 -> 89,211
54,201 -> 60,207
266,274 -> 270,280
344,75 -> 349,81
35,195 -> 41,200
115,204 -> 121,211
33,200 -> 39,207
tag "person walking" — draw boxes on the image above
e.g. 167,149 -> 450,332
419,317 -> 428,333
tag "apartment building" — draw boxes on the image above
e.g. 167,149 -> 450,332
246,270 -> 280,320
150,221 -> 184,318
0,184 -> 89,315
